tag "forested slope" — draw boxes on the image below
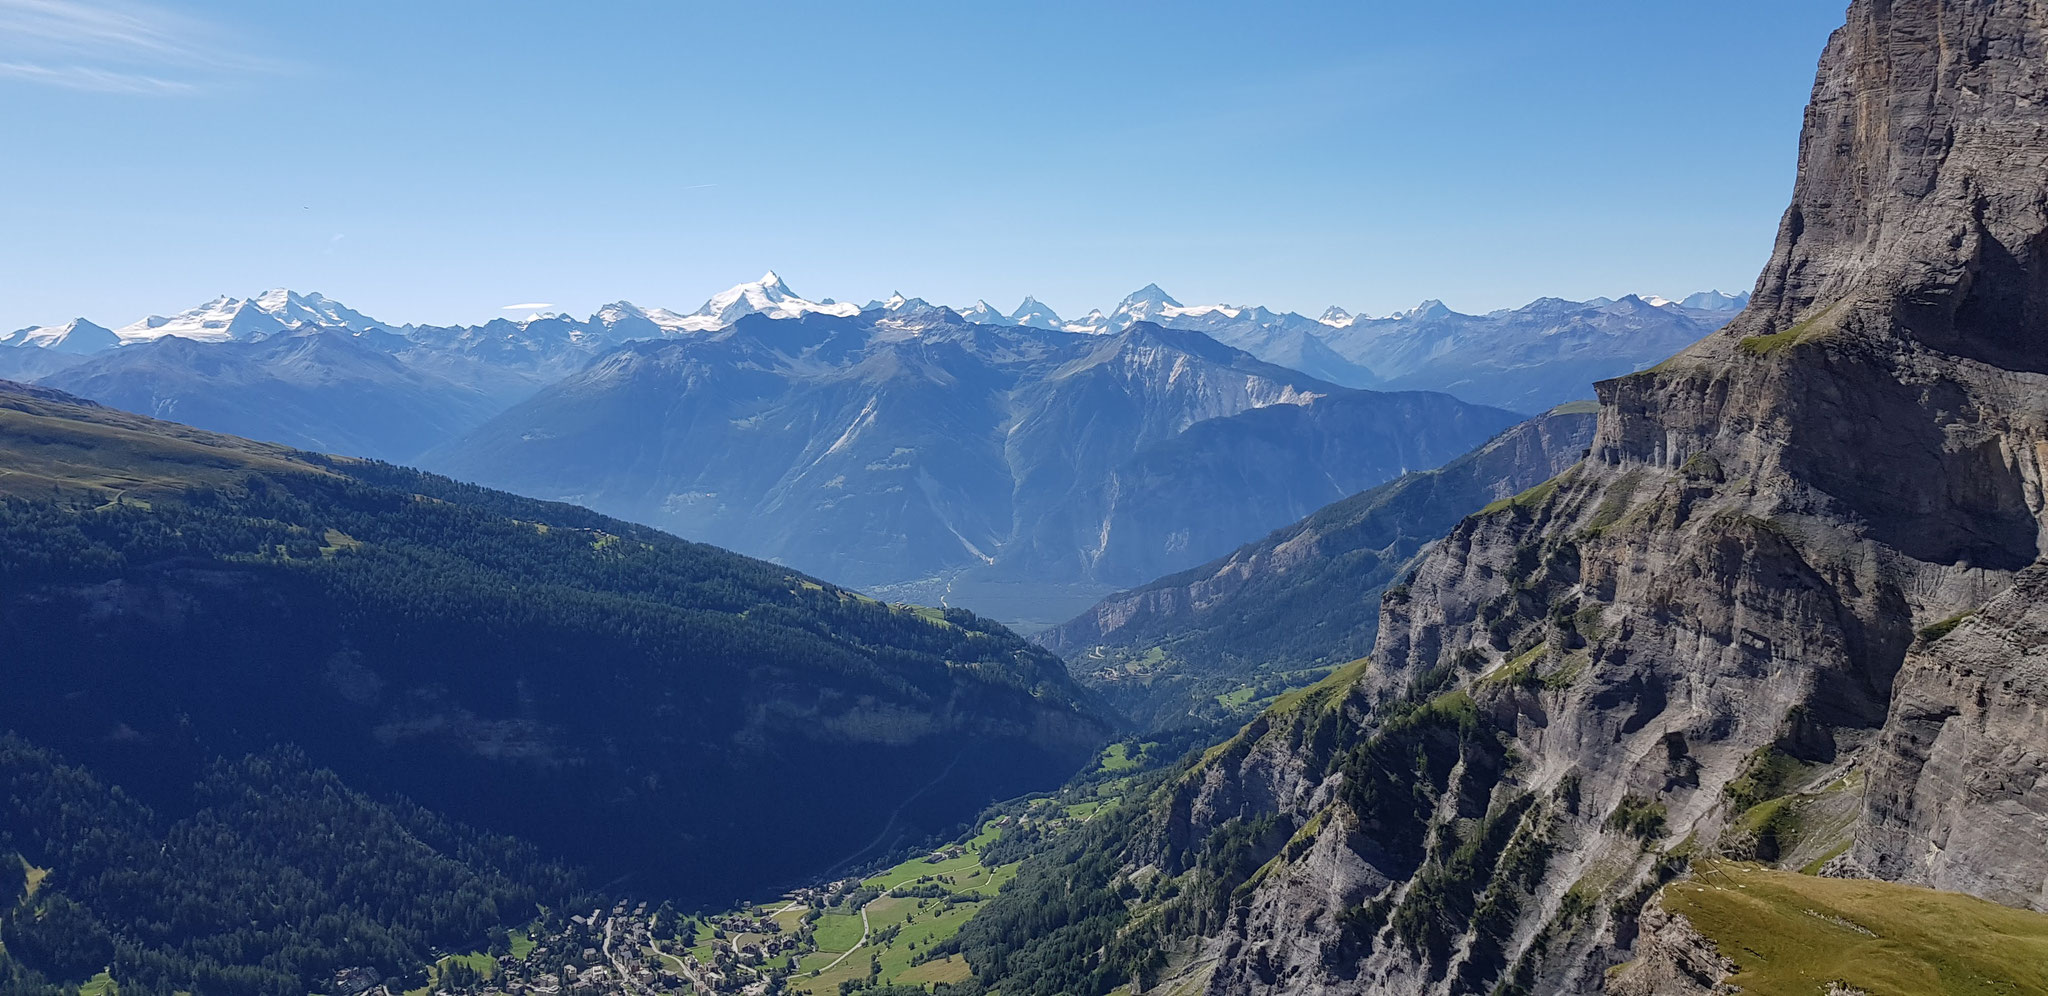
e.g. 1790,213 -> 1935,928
0,737 -> 581,996
0,381 -> 1108,905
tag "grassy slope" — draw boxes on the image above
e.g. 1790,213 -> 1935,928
1663,862 -> 2048,995
0,390 -> 331,505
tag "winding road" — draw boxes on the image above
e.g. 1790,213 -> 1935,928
812,902 -> 874,975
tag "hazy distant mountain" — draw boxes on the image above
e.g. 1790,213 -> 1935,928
1680,288 -> 1751,311
426,312 -> 1517,627
42,329 -> 503,462
1313,293 -> 1735,411
1029,283 -> 1739,411
1104,291 -> 1379,388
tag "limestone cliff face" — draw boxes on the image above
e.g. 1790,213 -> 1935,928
1147,1 -> 2048,993
1857,564 -> 2048,911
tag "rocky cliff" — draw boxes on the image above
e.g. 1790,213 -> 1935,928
1196,0 -> 2048,988
962,3 -> 2048,993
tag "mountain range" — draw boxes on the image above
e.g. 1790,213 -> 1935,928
0,273 -> 1742,624
4,271 -> 1744,414
425,313 -> 1521,628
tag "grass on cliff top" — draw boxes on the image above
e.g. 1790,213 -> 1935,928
1662,861 -> 2048,995
1739,301 -> 1842,358
1479,476 -> 1562,517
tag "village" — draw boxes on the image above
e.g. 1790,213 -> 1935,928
339,796 -> 1115,996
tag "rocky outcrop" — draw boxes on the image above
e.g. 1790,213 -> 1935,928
1097,1 -> 2048,993
1607,899 -> 1736,996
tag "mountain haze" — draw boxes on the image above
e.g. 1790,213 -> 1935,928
40,330 -> 505,463
427,313 -> 1519,627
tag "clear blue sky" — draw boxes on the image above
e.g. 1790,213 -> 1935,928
1,0 -> 1846,331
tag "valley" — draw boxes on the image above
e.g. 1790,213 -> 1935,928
6,0 -> 2048,994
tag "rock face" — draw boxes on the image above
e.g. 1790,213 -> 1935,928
1196,0 -> 2048,988
1858,564 -> 2048,911
970,3 -> 2048,994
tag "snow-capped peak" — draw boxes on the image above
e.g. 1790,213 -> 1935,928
113,290 -> 383,343
1107,283 -> 1187,330
1317,306 -> 1357,328
4,317 -> 120,354
1121,283 -> 1181,307
1606,294 -> 1667,313
1063,309 -> 1114,335
954,300 -> 1014,326
595,300 -> 696,335
1009,296 -> 1064,330
680,272 -> 860,331
1398,299 -> 1452,320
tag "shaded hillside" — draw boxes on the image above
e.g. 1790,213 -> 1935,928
1047,405 -> 1597,729
0,382 -> 1107,903
945,2 -> 2048,993
428,316 -> 1517,627
0,735 -> 583,996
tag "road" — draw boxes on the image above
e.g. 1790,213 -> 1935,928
812,901 -> 874,974
601,917 -> 644,995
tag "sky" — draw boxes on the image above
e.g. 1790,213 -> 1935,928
0,0 -> 1848,331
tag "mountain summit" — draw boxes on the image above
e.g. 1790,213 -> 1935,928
678,271 -> 860,330
113,289 -> 386,343
2,318 -> 118,354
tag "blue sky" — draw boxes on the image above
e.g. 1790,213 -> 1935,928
1,0 -> 1846,331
